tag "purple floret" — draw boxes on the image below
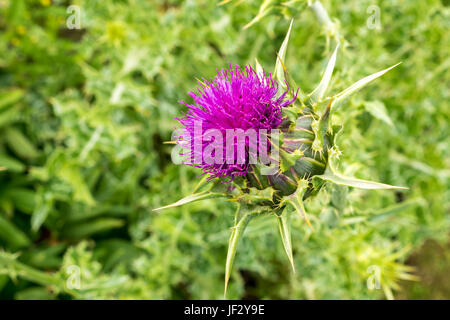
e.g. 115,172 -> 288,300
176,64 -> 296,180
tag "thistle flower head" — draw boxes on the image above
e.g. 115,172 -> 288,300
176,64 -> 295,179
158,21 -> 407,300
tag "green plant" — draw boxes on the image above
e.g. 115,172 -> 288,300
156,16 -> 414,297
0,0 -> 448,300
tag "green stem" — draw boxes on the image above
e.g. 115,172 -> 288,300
309,0 -> 333,30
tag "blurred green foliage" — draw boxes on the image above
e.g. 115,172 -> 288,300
0,0 -> 448,299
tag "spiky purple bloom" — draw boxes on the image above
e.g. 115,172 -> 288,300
176,64 -> 296,180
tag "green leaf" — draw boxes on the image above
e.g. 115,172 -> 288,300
224,212 -> 252,298
61,218 -> 125,239
274,19 -> 294,89
153,191 -> 226,211
0,215 -> 31,249
0,106 -> 21,128
0,154 -> 25,173
363,100 -> 394,128
4,127 -> 40,159
331,63 -> 401,111
276,211 -> 295,272
0,89 -> 24,111
31,195 -> 53,232
5,188 -> 37,214
254,58 -> 264,78
309,42 -> 340,104
56,163 -> 95,205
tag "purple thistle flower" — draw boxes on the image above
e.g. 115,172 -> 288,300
176,64 -> 296,180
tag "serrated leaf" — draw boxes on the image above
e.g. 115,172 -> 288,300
276,211 -> 295,273
331,63 -> 401,111
274,19 -> 294,88
224,212 -> 252,298
309,42 -> 340,104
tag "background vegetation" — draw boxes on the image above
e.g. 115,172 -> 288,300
0,0 -> 448,299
